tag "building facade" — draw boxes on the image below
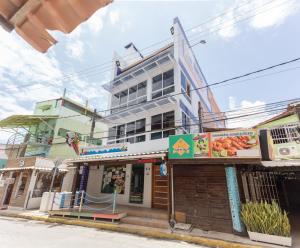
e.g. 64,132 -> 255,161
70,18 -> 225,212
0,97 -> 106,209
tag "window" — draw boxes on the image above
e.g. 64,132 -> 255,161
181,72 -> 191,101
126,122 -> 135,136
101,165 -> 126,194
152,69 -> 174,99
136,119 -> 146,133
116,125 -> 125,139
182,112 -> 191,133
109,118 -> 146,144
110,81 -> 147,114
151,111 -> 175,140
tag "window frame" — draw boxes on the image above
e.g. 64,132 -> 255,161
150,111 -> 175,140
152,69 -> 174,100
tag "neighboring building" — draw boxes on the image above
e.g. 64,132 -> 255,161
68,18 -> 225,225
0,144 -> 8,169
0,97 -> 106,209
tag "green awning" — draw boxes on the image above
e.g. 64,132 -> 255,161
0,115 -> 59,128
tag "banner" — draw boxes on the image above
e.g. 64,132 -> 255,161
169,130 -> 260,159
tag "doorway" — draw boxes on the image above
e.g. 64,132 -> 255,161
3,172 -> 17,206
129,164 -> 144,204
152,164 -> 169,209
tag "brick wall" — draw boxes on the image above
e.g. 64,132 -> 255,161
173,164 -> 233,233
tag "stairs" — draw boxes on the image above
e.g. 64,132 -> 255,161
120,207 -> 169,229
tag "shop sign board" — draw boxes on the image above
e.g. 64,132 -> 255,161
80,143 -> 128,156
169,130 -> 260,159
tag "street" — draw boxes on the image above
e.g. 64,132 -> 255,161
0,217 -> 205,248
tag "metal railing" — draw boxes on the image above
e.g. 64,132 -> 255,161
270,122 -> 300,144
50,190 -> 117,216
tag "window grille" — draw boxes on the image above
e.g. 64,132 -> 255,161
270,123 -> 300,144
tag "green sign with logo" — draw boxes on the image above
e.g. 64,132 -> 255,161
169,134 -> 194,159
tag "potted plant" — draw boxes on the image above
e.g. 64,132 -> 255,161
241,201 -> 292,247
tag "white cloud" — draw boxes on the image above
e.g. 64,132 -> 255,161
109,10 -> 120,25
226,97 -> 271,128
66,40 -> 84,59
250,0 -> 300,29
192,0 -> 300,40
86,7 -> 108,32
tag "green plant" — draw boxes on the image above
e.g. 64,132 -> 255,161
241,201 -> 291,237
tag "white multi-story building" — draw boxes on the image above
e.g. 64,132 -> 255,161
72,18 -> 225,210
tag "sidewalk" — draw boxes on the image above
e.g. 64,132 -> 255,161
0,209 -> 279,248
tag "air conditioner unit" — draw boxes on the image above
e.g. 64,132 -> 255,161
277,146 -> 297,157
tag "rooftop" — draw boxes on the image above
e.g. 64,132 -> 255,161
0,0 -> 112,52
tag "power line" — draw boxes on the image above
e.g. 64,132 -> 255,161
3,0 -> 287,93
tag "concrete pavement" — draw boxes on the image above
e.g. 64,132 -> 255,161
0,216 -> 204,248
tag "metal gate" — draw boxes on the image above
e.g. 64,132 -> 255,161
241,171 -> 280,203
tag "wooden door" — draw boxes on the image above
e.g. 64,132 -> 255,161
152,164 -> 169,209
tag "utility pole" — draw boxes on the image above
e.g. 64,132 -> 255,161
198,101 -> 203,133
90,108 -> 97,139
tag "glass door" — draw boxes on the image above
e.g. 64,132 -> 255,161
129,164 -> 144,204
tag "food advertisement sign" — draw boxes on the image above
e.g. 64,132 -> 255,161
210,130 -> 259,158
169,130 -> 260,159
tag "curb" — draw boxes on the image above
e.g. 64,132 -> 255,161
0,213 -> 263,248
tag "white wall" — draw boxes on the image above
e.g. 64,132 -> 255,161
86,163 -> 153,208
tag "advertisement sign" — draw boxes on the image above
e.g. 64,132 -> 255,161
80,143 -> 128,156
169,130 -> 260,159
210,130 -> 259,158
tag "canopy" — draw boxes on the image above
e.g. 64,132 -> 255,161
0,115 -> 59,128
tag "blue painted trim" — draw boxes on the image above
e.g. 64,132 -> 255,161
225,166 -> 244,233
179,60 -> 211,112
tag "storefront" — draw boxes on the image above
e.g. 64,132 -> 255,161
70,150 -> 169,210
168,130 -> 261,234
0,157 -> 67,209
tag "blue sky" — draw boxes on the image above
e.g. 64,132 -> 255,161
0,0 -> 300,140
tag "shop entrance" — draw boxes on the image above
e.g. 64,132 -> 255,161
152,164 -> 169,209
3,172 -> 17,205
129,164 -> 144,204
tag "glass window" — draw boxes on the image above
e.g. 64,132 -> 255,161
151,132 -> 162,140
163,86 -> 175,96
151,114 -> 162,130
163,69 -> 174,88
116,125 -> 125,139
129,86 -> 137,101
119,90 -> 128,105
111,93 -> 120,107
163,129 -> 175,138
101,165 -> 126,194
137,96 -> 147,104
152,74 -> 162,91
163,111 -> 175,129
137,81 -> 147,97
152,91 -> 162,100
126,137 -> 135,144
126,122 -> 135,136
136,119 -> 146,133
136,135 -> 146,143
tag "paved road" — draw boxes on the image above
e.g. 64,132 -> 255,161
0,217 -> 205,248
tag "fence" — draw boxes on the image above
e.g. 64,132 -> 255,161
50,190 -> 117,216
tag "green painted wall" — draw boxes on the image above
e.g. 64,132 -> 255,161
257,114 -> 299,129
